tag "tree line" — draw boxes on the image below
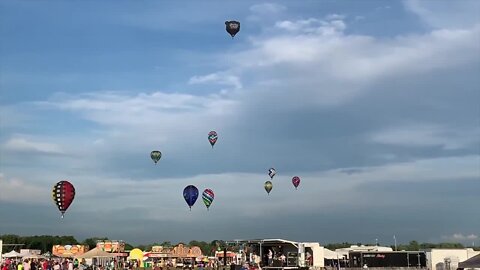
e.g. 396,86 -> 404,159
1,235 -> 478,255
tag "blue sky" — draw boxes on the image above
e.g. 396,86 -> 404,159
1,0 -> 479,246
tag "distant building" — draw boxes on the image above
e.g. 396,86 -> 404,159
425,248 -> 480,270
96,241 -> 126,253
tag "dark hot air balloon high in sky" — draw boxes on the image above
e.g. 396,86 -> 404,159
264,181 -> 273,195
292,176 -> 301,190
268,168 -> 276,179
225,21 -> 240,38
202,188 -> 215,210
183,185 -> 199,210
52,180 -> 75,218
150,150 -> 162,164
208,131 -> 218,148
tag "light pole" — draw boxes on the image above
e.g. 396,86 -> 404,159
393,235 -> 397,251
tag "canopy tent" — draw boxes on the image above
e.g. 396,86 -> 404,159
323,249 -> 340,260
459,254 -> 480,269
23,254 -> 47,259
75,248 -> 115,259
3,251 -> 22,258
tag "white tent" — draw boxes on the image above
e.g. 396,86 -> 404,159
23,254 -> 47,259
75,248 -> 115,259
3,251 -> 22,258
323,249 -> 340,260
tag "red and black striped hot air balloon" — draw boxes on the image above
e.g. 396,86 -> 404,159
52,180 -> 75,218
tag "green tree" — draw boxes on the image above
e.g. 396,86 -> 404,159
409,241 -> 420,251
124,243 -> 134,250
82,237 -> 108,250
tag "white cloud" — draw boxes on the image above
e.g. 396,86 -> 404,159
325,14 -> 346,21
442,233 -> 479,241
35,91 -> 240,152
370,124 -> 480,150
404,0 -> 480,29
0,173 -> 49,204
249,3 -> 286,15
247,2 -> 287,23
188,72 -> 242,89
222,18 -> 480,108
275,18 -> 346,35
3,137 -> 65,154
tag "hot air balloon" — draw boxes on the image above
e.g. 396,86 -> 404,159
202,188 -> 215,210
264,181 -> 273,195
183,185 -> 199,210
292,176 -> 301,190
225,21 -> 240,38
208,131 -> 218,148
150,150 -> 162,164
268,168 -> 276,179
52,180 -> 75,218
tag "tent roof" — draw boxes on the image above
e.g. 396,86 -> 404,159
3,251 -> 22,258
324,249 -> 340,260
23,254 -> 47,259
76,248 -> 115,259
459,254 -> 480,268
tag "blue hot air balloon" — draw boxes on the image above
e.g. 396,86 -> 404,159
183,185 -> 199,210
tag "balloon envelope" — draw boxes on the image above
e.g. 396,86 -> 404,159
264,181 -> 273,194
183,185 -> 199,209
268,168 -> 276,179
150,150 -> 162,164
208,131 -> 218,148
202,188 -> 215,210
225,21 -> 240,38
52,180 -> 75,218
292,176 -> 301,189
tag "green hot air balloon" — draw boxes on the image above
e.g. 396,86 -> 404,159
150,150 -> 162,164
264,181 -> 273,195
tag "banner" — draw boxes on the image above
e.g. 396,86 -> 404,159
96,241 -> 125,252
52,245 -> 89,256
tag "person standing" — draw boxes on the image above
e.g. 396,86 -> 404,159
23,261 -> 30,270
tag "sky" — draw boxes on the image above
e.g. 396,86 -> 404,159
0,0 -> 479,246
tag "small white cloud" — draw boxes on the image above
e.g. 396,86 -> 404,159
370,124 -> 480,150
247,2 -> 287,22
275,18 -> 346,35
354,15 -> 365,21
376,5 -> 391,11
0,173 -> 49,204
188,72 -> 242,89
325,14 -> 346,20
250,3 -> 286,15
3,137 -> 65,154
443,233 -> 479,241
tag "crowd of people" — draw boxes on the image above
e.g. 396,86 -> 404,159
1,258 -> 82,270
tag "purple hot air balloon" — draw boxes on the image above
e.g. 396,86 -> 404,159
292,176 -> 300,190
208,131 -> 218,148
183,185 -> 199,210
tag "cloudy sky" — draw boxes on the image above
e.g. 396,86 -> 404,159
0,0 -> 479,246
